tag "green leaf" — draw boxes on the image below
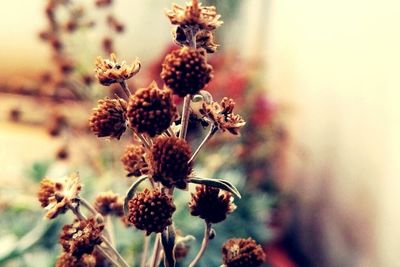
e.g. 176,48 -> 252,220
123,176 -> 148,214
188,177 -> 241,199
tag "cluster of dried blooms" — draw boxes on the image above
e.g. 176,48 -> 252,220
38,1 -> 265,266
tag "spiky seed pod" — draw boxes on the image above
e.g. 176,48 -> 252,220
126,81 -> 176,137
189,185 -> 236,224
38,178 -> 56,208
222,238 -> 266,267
127,188 -> 176,235
149,136 -> 192,189
121,144 -> 149,176
89,97 -> 127,139
161,47 -> 213,97
56,253 -> 96,267
94,191 -> 124,217
59,218 -> 104,258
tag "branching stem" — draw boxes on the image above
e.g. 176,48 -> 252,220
189,125 -> 218,163
188,221 -> 211,267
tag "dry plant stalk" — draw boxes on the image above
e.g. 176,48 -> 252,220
37,1 -> 265,266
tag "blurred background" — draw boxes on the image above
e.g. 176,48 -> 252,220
1,0 -> 399,266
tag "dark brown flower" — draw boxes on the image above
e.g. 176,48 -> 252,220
56,252 -> 96,267
161,47 -> 213,97
95,0 -> 112,8
149,136 -> 192,189
189,185 -> 236,224
121,144 -> 149,176
222,238 -> 266,267
56,146 -> 69,160
89,97 -> 127,139
60,218 -> 104,258
126,81 -> 176,137
127,188 -> 175,235
94,191 -> 124,217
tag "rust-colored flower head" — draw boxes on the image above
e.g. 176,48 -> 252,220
127,188 -> 176,235
60,217 -> 104,258
56,252 -> 96,267
166,0 -> 223,31
89,97 -> 127,140
95,53 -> 141,86
38,178 -> 56,208
189,185 -> 236,224
199,97 -> 246,135
94,191 -> 124,217
95,0 -> 112,8
161,47 -> 213,97
173,27 -> 218,53
126,81 -> 176,137
222,238 -> 266,267
149,136 -> 192,189
102,37 -> 114,55
39,173 -> 82,219
121,144 -> 149,176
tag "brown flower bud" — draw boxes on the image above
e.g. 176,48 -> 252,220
56,253 -> 96,267
126,81 -> 176,137
149,136 -> 192,189
222,238 -> 266,267
94,191 -> 124,217
127,188 -> 175,235
89,97 -> 127,139
60,218 -> 104,258
161,47 -> 213,97
189,185 -> 236,224
121,144 -> 149,176
38,178 -> 56,208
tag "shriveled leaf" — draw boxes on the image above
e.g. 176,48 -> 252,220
123,176 -> 148,214
188,177 -> 241,199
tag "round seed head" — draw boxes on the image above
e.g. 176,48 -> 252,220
222,238 -> 266,267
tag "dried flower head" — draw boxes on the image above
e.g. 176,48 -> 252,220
95,0 -> 112,8
222,238 -> 266,267
38,178 -> 56,208
60,217 -> 104,258
127,188 -> 176,235
95,53 -> 141,86
200,97 -> 246,135
39,173 -> 82,219
189,185 -> 236,224
149,136 -> 192,189
94,191 -> 124,217
166,0 -> 223,31
173,27 -> 218,53
56,252 -> 96,267
161,47 -> 213,97
126,81 -> 176,137
121,144 -> 149,176
89,97 -> 127,140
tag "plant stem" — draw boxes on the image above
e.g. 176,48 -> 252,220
78,197 -> 98,216
104,215 -> 115,246
189,125 -> 217,163
150,234 -> 161,267
141,235 -> 150,267
119,80 -> 131,97
96,245 -> 123,267
179,95 -> 191,139
101,236 -> 130,267
188,221 -> 211,267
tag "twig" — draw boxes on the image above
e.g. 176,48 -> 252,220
179,95 -> 191,139
141,235 -> 150,267
189,125 -> 217,163
101,236 -> 130,267
188,221 -> 211,267
119,80 -> 131,97
96,245 -> 123,267
150,234 -> 161,267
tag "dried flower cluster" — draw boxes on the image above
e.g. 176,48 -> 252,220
37,1 -> 265,266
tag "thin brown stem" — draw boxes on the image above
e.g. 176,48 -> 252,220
96,245 -> 123,267
188,221 -> 211,267
150,234 -> 161,267
141,235 -> 150,267
119,80 -> 131,97
101,236 -> 130,267
189,126 -> 217,163
78,197 -> 98,216
179,95 -> 191,139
